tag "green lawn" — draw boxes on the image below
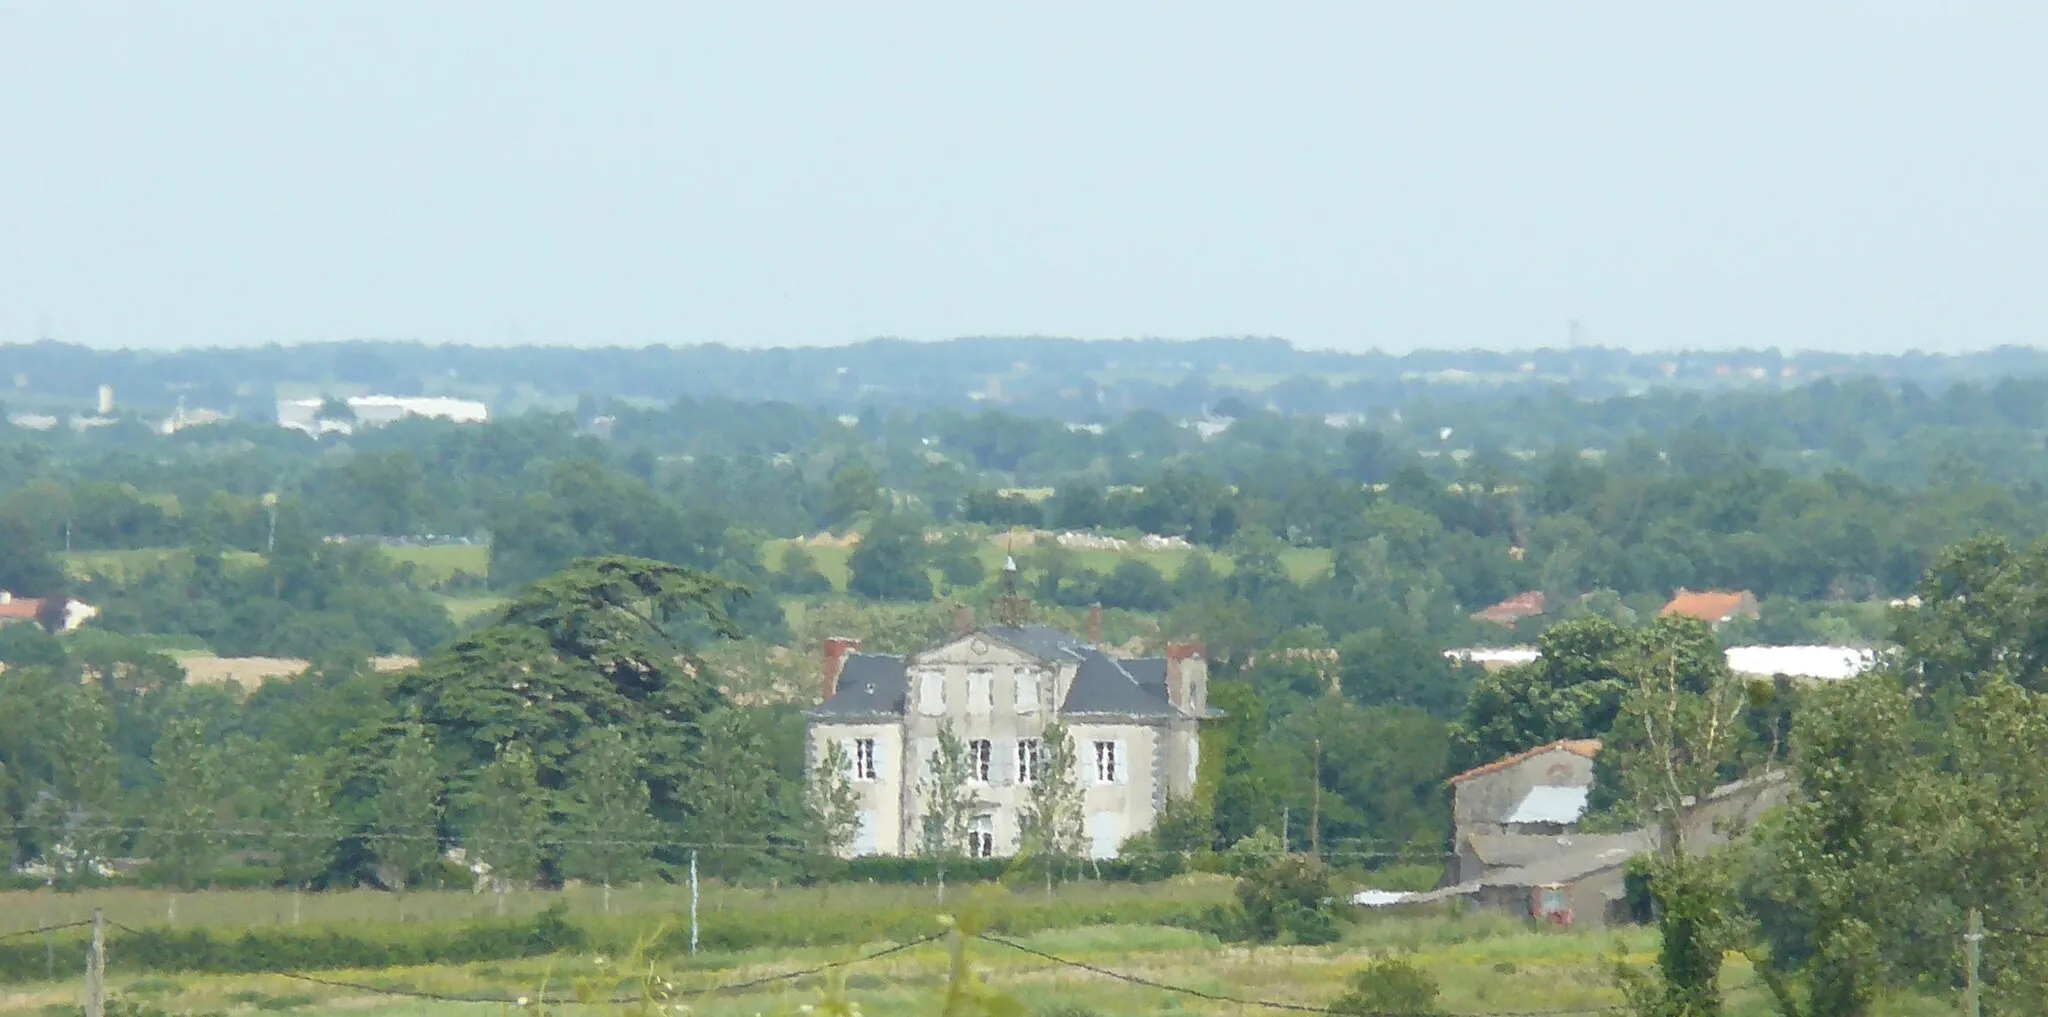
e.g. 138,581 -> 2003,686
379,544 -> 491,585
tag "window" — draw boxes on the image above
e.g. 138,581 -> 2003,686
853,738 -> 878,782
967,669 -> 993,715
969,739 -> 993,783
969,814 -> 995,859
1016,739 -> 1041,784
917,670 -> 945,715
1013,669 -> 1040,714
1093,740 -> 1120,784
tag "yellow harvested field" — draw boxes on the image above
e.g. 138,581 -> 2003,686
178,655 -> 417,689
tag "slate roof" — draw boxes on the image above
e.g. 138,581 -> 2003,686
1464,831 -> 1645,869
809,654 -> 907,718
1122,657 -> 1169,690
1503,786 -> 1591,826
1481,829 -> 1655,888
982,624 -> 1089,663
1061,650 -> 1176,717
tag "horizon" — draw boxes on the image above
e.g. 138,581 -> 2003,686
0,334 -> 2034,361
4,4 -> 2046,354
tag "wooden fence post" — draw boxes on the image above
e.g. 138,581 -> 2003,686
85,908 -> 106,1017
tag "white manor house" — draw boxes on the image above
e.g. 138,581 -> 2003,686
805,604 -> 1214,860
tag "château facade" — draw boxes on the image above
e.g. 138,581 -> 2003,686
804,610 -> 1213,860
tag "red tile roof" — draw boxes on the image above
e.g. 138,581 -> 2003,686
1660,590 -> 1754,623
1448,739 -> 1602,786
1473,591 -> 1546,626
0,597 -> 44,622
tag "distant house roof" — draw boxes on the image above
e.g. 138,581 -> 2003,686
1062,650 -> 1176,717
809,654 -> 908,718
1724,645 -> 1877,681
1660,589 -> 1758,624
0,596 -> 45,623
1122,657 -> 1169,691
1503,785 -> 1591,826
1449,645 -> 1875,682
1465,830 -> 1647,869
982,624 -> 1090,663
1448,739 -> 1602,786
1473,591 -> 1546,627
1482,829 -> 1656,888
1444,647 -> 1541,670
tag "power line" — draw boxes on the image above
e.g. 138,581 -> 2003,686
975,933 -> 1628,1017
0,920 -> 93,942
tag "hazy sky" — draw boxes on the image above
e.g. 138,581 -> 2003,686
2,4 -> 2044,354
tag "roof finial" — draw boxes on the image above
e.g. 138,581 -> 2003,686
994,541 -> 1029,627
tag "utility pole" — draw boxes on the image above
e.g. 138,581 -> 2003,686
1964,908 -> 1982,1017
1309,739 -> 1322,860
689,851 -> 700,956
84,909 -> 105,1017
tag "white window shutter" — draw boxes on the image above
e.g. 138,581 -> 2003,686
918,672 -> 945,715
853,811 -> 877,855
918,738 -> 937,778
1014,670 -> 1038,713
1115,739 -> 1128,784
840,737 -> 856,778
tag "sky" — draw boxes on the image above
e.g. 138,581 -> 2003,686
1,3 -> 2044,354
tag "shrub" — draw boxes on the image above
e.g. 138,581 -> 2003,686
1235,855 -> 1343,945
1330,957 -> 1444,1016
1221,828 -> 1284,876
0,905 -> 583,981
1111,832 -> 1186,883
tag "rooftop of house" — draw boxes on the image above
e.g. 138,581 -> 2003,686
1445,644 -> 1878,682
1481,828 -> 1657,888
810,653 -> 909,718
808,623 -> 1216,721
1473,591 -> 1546,626
980,623 -> 1091,663
1063,650 -> 1177,717
1448,739 -> 1603,786
0,596 -> 43,622
1465,830 -> 1647,870
1660,589 -> 1756,623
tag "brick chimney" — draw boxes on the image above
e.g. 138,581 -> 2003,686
1087,603 -> 1103,646
1165,641 -> 1207,714
822,636 -> 861,701
952,603 -> 974,637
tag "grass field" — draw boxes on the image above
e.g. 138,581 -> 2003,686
769,540 -> 1333,592
62,549 -> 264,583
0,880 -> 1957,1017
0,907 -> 1746,1017
378,545 -> 491,586
434,595 -> 508,624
